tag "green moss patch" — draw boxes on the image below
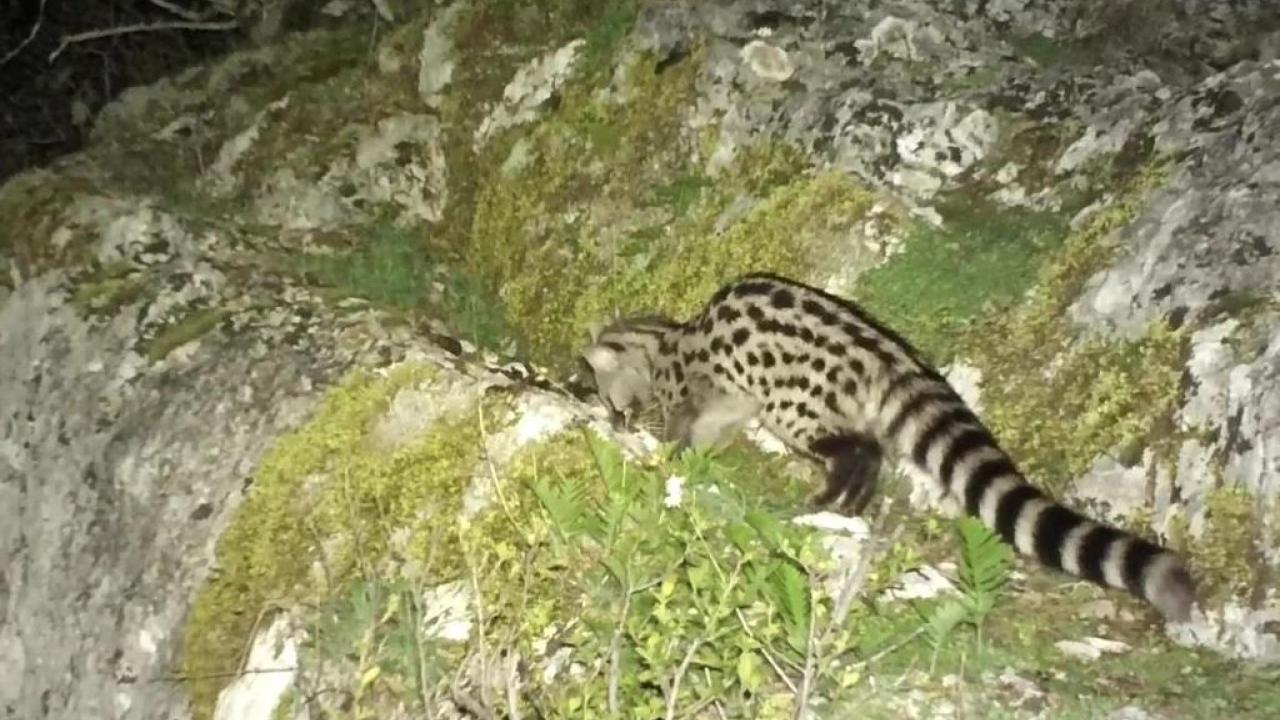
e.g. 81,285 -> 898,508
963,162 -> 1186,490
462,45 -> 875,366
181,364 -> 506,719
857,198 -> 1068,363
146,306 -> 233,361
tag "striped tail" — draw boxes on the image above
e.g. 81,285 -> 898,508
881,373 -> 1196,621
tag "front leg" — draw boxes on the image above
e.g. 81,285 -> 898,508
664,379 -> 760,452
808,434 -> 884,515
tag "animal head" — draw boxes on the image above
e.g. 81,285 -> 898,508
579,315 -> 677,418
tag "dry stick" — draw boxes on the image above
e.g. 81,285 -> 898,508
795,498 -> 905,719
144,0 -> 217,22
1,0 -> 46,66
475,396 -> 522,530
664,639 -> 704,720
733,608 -> 800,693
48,19 -> 238,63
792,580 -> 823,720
450,685 -> 497,720
147,666 -> 297,683
504,650 -> 523,720
607,585 -> 634,714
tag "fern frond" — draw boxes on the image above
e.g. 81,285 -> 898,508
533,475 -> 594,542
921,599 -> 969,649
769,562 -> 811,633
956,517 -> 1012,616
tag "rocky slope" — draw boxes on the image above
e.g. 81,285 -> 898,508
2,1 -> 1278,718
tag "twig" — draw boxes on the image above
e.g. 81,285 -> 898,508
503,650 -> 522,720
797,496 -> 904,718
608,584 -> 634,713
792,578 -> 822,720
733,608 -> 799,693
0,0 -> 47,67
450,685 -> 497,720
146,666 -> 296,683
48,20 -> 238,63
145,0 -> 218,22
848,626 -> 927,671
664,639 -> 703,720
475,396 -> 521,530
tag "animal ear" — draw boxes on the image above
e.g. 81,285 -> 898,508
587,320 -> 606,343
582,344 -> 620,373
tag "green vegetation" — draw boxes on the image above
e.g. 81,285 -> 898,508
286,224 -> 509,350
1198,486 -> 1262,601
961,163 -> 1188,489
857,200 -> 1068,362
181,364 -> 506,719
146,306 -> 232,361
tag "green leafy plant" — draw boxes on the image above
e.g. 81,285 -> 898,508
919,517 -> 1012,672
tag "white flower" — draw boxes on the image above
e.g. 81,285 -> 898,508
664,475 -> 685,508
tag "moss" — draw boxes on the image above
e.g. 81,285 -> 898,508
271,690 -> 295,720
146,307 -> 233,361
466,44 -> 875,365
181,364 -> 508,719
857,198 -> 1068,363
72,272 -> 151,314
963,161 -> 1181,491
1196,486 -> 1261,601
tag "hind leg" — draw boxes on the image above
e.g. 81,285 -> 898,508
809,434 -> 884,515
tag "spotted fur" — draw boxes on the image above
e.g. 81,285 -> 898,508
581,272 -> 1196,621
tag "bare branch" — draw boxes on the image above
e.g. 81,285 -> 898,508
48,19 -> 238,64
145,0 -> 218,22
0,0 -> 48,67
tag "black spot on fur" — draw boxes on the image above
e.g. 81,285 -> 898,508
747,305 -> 765,322
733,280 -> 774,298
746,352 -> 759,366
697,349 -> 711,362
731,327 -> 751,346
762,351 -> 776,368
716,305 -> 742,322
771,289 -> 795,309
811,357 -> 826,372
824,392 -> 840,412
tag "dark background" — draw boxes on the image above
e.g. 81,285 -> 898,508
0,0 -> 243,183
